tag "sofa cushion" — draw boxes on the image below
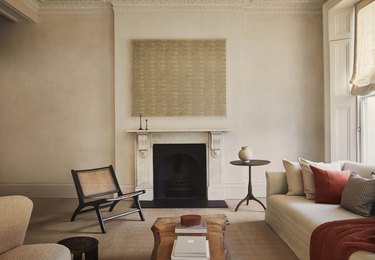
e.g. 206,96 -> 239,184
283,159 -> 304,196
0,244 -> 71,260
311,166 -> 350,204
299,158 -> 341,200
341,173 -> 375,217
265,166 -> 375,260
265,195 -> 365,260
342,161 -> 375,179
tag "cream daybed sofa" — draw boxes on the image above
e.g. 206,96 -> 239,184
0,195 -> 71,260
265,161 -> 375,260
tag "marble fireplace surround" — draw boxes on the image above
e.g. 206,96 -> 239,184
127,129 -> 229,201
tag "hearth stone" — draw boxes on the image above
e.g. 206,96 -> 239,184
135,199 -> 228,208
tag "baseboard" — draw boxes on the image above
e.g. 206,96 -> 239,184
0,183 -> 266,199
0,184 -> 136,198
0,184 -> 78,198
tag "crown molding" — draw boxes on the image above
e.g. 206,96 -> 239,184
0,0 -> 39,22
111,0 -> 325,14
37,0 -> 113,14
35,0 -> 325,15
29,0 -> 39,10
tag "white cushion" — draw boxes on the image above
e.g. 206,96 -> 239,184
342,161 -> 375,178
282,159 -> 304,196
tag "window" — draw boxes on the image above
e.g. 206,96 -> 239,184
350,0 -> 375,96
351,0 -> 375,163
360,96 -> 375,163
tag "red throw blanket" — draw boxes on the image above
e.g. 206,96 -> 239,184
310,217 -> 375,260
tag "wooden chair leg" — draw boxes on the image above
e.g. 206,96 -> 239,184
71,205 -> 84,221
133,196 -> 145,221
109,201 -> 119,212
95,207 -> 106,233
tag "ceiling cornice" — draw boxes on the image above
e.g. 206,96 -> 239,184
37,0 -> 112,14
35,0 -> 325,15
0,0 -> 39,21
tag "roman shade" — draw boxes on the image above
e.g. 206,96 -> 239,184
350,0 -> 375,97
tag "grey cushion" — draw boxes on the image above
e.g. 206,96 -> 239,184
340,172 -> 375,217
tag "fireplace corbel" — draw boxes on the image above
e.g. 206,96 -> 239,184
137,133 -> 148,158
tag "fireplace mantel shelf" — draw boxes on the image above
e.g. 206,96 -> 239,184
126,129 -> 231,133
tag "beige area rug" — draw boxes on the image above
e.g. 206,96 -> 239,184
25,199 -> 297,260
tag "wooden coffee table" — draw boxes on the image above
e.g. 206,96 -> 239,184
151,214 -> 230,260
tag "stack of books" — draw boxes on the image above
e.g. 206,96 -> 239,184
171,236 -> 210,260
175,221 -> 207,234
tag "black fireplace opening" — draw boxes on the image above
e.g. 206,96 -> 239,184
153,144 -> 207,201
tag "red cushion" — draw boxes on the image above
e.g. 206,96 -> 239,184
310,165 -> 350,204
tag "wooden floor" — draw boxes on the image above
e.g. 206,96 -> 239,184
25,198 -> 297,260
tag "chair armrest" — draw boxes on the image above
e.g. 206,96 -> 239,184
265,171 -> 288,196
107,190 -> 146,201
0,195 -> 33,254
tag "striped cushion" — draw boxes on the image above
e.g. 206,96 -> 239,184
340,172 -> 375,217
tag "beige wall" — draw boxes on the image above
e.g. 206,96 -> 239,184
0,14 -> 114,196
0,7 -> 324,198
114,9 -> 324,198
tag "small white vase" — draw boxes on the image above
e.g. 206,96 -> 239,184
238,146 -> 253,162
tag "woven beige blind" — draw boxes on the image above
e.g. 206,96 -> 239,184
350,0 -> 375,96
131,39 -> 226,116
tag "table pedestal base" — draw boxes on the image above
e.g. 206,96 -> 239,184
235,193 -> 266,212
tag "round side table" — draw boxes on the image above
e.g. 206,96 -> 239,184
58,236 -> 99,260
230,159 -> 270,212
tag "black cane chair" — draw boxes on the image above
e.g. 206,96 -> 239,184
71,165 -> 145,233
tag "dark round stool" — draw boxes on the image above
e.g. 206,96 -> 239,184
58,236 -> 99,260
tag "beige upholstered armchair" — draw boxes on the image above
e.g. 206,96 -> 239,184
0,195 -> 71,260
